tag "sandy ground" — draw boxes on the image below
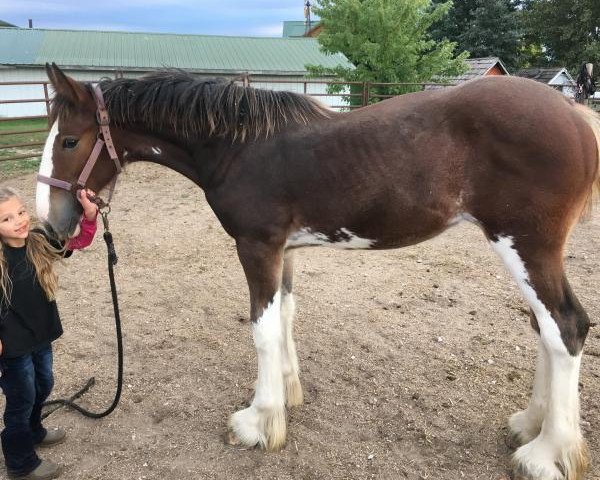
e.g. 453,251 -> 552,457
1,165 -> 599,480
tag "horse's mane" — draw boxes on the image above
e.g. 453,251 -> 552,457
53,71 -> 332,142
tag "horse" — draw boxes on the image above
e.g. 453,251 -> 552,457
36,63 -> 600,480
575,63 -> 596,105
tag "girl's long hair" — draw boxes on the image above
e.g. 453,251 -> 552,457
0,187 -> 62,307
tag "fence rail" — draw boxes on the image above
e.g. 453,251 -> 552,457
589,99 -> 600,113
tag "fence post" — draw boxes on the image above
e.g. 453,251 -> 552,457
43,83 -> 51,127
362,82 -> 370,107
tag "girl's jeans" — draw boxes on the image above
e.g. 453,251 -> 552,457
0,344 -> 53,476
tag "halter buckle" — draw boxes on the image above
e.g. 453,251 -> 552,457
96,109 -> 110,126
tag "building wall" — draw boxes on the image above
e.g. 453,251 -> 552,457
486,65 -> 505,76
548,73 -> 576,97
0,67 -> 120,117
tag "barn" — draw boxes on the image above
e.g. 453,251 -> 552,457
515,67 -> 576,97
0,26 -> 352,117
424,57 -> 509,91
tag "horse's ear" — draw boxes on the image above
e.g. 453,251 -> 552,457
47,62 -> 90,105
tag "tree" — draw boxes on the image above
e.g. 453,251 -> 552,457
306,0 -> 468,103
431,0 -> 520,69
522,0 -> 600,72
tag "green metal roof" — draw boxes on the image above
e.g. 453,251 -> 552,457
282,21 -> 320,37
0,27 -> 349,75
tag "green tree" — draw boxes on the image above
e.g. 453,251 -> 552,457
431,0 -> 520,69
522,0 -> 600,72
306,0 -> 468,104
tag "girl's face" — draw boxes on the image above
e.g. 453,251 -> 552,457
0,196 -> 31,247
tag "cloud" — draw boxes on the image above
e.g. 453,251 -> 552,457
0,0 -> 307,36
249,23 -> 285,37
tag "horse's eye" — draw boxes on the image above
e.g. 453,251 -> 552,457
62,138 -> 79,149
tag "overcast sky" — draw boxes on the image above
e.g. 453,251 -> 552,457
0,0 -> 314,37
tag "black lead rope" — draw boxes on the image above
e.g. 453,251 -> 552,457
42,210 -> 123,420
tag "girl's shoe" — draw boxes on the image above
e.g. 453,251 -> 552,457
8,460 -> 61,480
37,428 -> 66,447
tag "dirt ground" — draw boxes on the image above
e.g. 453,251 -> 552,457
1,165 -> 599,480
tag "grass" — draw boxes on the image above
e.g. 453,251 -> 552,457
0,118 -> 48,178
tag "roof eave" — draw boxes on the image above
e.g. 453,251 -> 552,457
1,63 -> 341,77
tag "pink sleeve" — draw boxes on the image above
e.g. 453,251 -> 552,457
66,214 -> 98,250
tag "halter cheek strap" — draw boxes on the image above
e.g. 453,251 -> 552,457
37,85 -> 122,209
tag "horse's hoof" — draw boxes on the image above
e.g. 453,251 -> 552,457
511,475 -> 529,480
223,429 -> 255,450
505,431 -> 521,451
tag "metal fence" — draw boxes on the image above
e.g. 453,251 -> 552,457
0,77 -> 456,165
0,81 -> 52,163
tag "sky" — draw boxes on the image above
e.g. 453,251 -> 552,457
0,0 -> 315,37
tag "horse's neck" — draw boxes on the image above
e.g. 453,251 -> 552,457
119,129 -> 203,185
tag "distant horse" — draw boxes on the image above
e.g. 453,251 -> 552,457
576,62 -> 596,104
37,64 -> 600,480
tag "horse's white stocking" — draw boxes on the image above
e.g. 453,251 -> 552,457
509,338 -> 549,445
229,291 -> 286,451
280,292 -> 303,407
513,351 -> 586,480
491,236 -> 588,480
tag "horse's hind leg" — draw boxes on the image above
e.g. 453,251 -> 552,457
489,235 -> 590,480
281,251 -> 303,407
227,239 -> 287,451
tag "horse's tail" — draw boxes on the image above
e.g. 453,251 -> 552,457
573,103 -> 600,217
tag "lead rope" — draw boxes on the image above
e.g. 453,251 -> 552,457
42,208 -> 123,419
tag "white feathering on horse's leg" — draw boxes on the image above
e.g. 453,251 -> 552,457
228,291 -> 287,450
508,339 -> 549,448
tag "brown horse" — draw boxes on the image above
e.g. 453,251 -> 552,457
37,64 -> 600,480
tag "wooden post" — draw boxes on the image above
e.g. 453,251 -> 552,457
43,83 -> 51,127
362,82 -> 370,107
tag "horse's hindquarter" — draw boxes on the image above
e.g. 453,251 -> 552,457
449,77 -> 598,237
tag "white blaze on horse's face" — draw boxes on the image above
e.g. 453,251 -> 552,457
286,227 -> 374,249
36,121 -> 59,223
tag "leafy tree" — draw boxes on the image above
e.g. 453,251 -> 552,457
306,0 -> 468,104
522,0 -> 600,72
431,0 -> 520,69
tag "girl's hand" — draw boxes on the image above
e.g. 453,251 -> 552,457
77,189 -> 98,221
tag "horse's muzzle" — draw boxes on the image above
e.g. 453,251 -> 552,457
45,190 -> 82,239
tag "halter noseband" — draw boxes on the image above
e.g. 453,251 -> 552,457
37,85 -> 122,210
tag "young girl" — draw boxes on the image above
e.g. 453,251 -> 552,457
0,186 -> 98,480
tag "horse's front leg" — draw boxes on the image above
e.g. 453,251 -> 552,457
228,239 -> 287,451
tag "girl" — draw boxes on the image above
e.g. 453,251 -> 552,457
0,186 -> 98,480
